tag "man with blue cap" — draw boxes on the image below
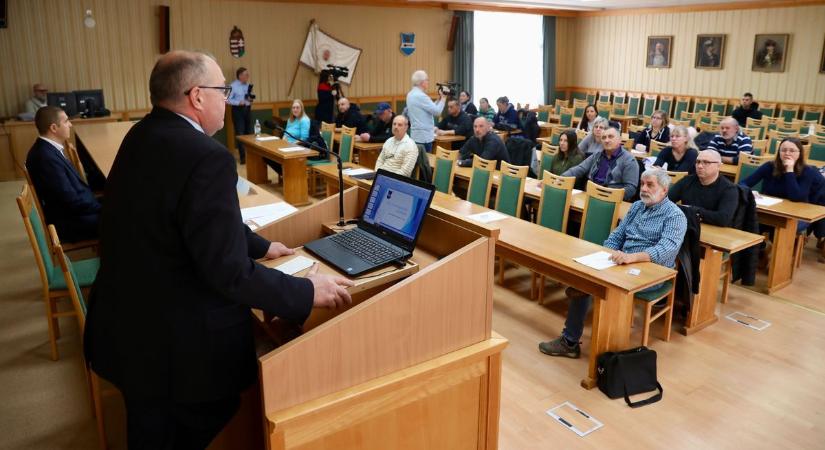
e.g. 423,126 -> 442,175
361,102 -> 395,143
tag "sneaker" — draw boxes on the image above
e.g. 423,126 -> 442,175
538,336 -> 581,358
564,286 -> 588,300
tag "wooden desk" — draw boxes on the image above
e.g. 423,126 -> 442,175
434,134 -> 465,150
311,162 -> 676,389
73,121 -> 135,177
756,199 -> 825,293
236,135 -> 318,206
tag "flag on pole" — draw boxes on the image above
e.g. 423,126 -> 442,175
299,22 -> 361,85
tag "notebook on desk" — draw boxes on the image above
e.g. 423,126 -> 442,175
303,169 -> 435,277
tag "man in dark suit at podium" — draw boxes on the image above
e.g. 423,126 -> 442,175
25,105 -> 101,242
84,50 -> 354,449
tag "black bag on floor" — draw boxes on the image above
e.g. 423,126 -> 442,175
596,346 -> 663,408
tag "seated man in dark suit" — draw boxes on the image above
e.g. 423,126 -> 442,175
25,105 -> 101,242
334,97 -> 367,135
435,99 -> 473,140
668,150 -> 739,227
457,116 -> 510,168
362,102 -> 394,143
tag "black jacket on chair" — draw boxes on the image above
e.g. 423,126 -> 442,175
676,205 -> 702,308
25,137 -> 101,242
731,184 -> 759,286
84,107 -> 314,403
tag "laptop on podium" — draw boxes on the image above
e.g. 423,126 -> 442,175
303,169 -> 436,277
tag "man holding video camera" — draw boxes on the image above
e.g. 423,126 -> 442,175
406,70 -> 447,152
227,67 -> 254,164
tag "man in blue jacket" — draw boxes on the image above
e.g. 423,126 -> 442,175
25,105 -> 101,242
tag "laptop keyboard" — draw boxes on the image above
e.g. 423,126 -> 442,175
329,230 -> 404,264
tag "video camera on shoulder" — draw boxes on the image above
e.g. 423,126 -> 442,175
436,81 -> 460,97
245,84 -> 256,102
326,64 -> 349,81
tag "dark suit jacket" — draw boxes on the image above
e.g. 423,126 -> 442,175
84,107 -> 314,403
25,137 -> 101,242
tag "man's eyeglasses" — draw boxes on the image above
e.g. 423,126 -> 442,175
695,160 -> 720,166
184,85 -> 232,99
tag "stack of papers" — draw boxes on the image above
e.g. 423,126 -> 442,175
241,202 -> 298,230
754,194 -> 783,207
255,135 -> 279,141
342,168 -> 374,176
467,211 -> 509,224
573,251 -> 616,270
280,146 -> 307,152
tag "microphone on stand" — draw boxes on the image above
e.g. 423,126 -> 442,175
272,123 -> 347,227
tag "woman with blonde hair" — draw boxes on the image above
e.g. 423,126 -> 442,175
653,125 -> 698,174
284,99 -> 310,144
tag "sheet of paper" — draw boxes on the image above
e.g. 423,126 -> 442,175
275,255 -> 316,276
573,251 -> 616,270
241,202 -> 298,230
467,211 -> 509,224
236,177 -> 252,195
546,402 -> 603,438
280,146 -> 307,152
255,135 -> 279,141
753,194 -> 783,207
725,311 -> 771,331
342,168 -> 374,176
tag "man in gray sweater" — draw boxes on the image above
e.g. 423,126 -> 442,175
562,124 -> 639,201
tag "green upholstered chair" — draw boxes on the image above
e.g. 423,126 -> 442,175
807,141 -> 825,163
579,181 -> 623,245
596,101 -> 612,120
658,96 -> 674,118
549,127 -> 564,146
710,99 -> 727,116
742,126 -> 765,140
539,142 -> 559,176
531,173 -> 576,299
16,185 -> 100,361
632,280 -> 675,346
466,155 -> 496,207
767,137 -> 783,155
432,146 -> 458,194
598,91 -> 612,103
559,108 -> 574,128
746,117 -> 769,130
537,109 -> 550,122
495,161 -> 529,284
554,99 -> 568,114
649,140 -> 667,157
759,102 -> 777,118
673,96 -> 690,120
612,104 -> 627,116
693,98 -> 710,114
735,154 -> 767,192
778,105 -> 799,122
772,120 -> 802,135
307,122 -> 336,193
573,105 -> 586,123
641,94 -> 657,119
612,92 -> 626,105
802,106 -> 823,124
585,91 -> 597,105
320,121 -> 335,152
626,93 -> 641,117
338,126 -> 356,163
49,224 -> 107,449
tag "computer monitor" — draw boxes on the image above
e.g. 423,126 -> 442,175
73,89 -> 107,117
46,92 -> 78,117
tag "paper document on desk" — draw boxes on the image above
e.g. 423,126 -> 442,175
467,211 -> 509,224
342,168 -> 374,176
573,251 -> 616,270
255,136 -> 279,141
754,194 -> 783,207
275,255 -> 316,275
280,146 -> 307,152
241,202 -> 298,230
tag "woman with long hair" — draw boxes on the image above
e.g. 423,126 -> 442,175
635,110 -> 670,151
285,99 -> 310,144
653,125 -> 697,174
577,104 -> 598,132
549,129 -> 585,175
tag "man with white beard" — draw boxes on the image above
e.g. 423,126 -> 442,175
539,168 -> 687,359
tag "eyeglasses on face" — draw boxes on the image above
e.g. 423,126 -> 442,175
695,160 -> 720,166
183,85 -> 232,99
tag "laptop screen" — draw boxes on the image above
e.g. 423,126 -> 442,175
361,171 -> 433,245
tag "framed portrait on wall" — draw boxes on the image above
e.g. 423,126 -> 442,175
695,34 -> 725,69
752,34 -> 789,73
646,36 -> 672,68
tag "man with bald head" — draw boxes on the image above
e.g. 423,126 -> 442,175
457,116 -> 509,167
84,50 -> 353,448
668,149 -> 739,227
706,117 -> 753,165
24,83 -> 48,114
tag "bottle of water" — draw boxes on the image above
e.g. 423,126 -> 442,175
254,119 -> 261,137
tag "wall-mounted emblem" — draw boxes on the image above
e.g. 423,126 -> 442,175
230,26 -> 245,58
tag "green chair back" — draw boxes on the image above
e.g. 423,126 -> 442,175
740,164 -> 762,192
61,253 -> 88,316
809,143 -> 825,161
467,169 -> 491,207
658,99 -> 673,117
767,137 -> 782,155
586,93 -> 596,104
537,110 -> 549,122
597,109 -> 610,120
28,204 -> 56,282
710,103 -> 726,116
537,185 -> 568,231
540,152 -> 555,175
693,101 -> 709,113
627,97 -> 640,116
560,113 -> 573,127
581,198 -> 616,245
613,94 -> 626,105
780,109 -> 796,122
613,105 -> 626,116
599,93 -> 611,103
339,133 -> 354,163
551,133 -> 561,146
320,129 -> 334,152
641,97 -> 656,118
495,175 -> 522,217
673,100 -> 689,120
759,105 -> 775,118
573,106 -> 585,121
433,158 -> 454,194
803,110 -> 822,123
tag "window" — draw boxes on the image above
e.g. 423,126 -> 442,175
473,11 -> 544,110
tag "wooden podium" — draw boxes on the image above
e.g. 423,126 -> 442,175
212,186 -> 507,450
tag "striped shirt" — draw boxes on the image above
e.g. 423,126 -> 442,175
706,131 -> 752,164
603,199 -> 686,268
